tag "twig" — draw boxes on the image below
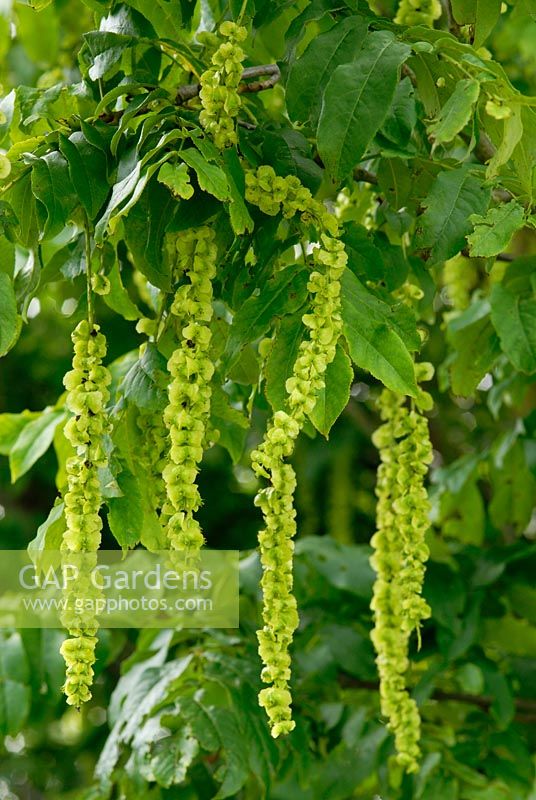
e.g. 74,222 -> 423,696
442,0 -> 462,37
339,676 -> 536,721
175,64 -> 281,104
354,167 -> 378,185
461,247 -> 515,262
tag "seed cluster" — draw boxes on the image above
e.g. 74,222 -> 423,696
394,0 -> 442,25
247,166 -> 347,737
60,320 -> 111,707
162,228 -> 217,562
370,370 -> 434,772
199,21 -> 247,149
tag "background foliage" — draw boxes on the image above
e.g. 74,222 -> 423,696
0,0 -> 536,798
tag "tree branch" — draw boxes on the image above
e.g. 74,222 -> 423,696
339,675 -> 536,721
354,167 -> 378,185
176,64 -> 281,104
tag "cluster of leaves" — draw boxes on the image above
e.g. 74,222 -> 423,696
0,0 -> 535,797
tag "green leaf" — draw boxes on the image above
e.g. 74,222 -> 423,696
486,103 -> 523,179
58,131 -> 110,219
103,261 -> 142,321
286,16 -> 368,125
489,441 -> 536,535
107,469 -> 144,549
340,270 -> 418,397
123,181 -> 173,291
83,31 -> 138,81
9,409 -> 66,483
31,151 -> 77,239
28,500 -> 66,572
468,201 -> 525,258
511,107 -> 536,201
224,266 -> 309,370
415,165 -> 490,265
317,31 -> 411,181
0,632 -> 31,736
309,344 -> 353,437
120,343 -> 168,411
181,148 -> 230,201
451,0 -> 502,47
446,299 -> 501,395
380,77 -> 416,147
10,172 -> 39,248
222,148 -> 253,235
490,277 -> 536,373
125,0 -> 182,37
261,129 -> 323,194
427,79 -> 480,147
0,411 -> 39,455
265,313 -> 304,412
296,538 -> 374,600
440,480 -> 485,545
157,162 -> 194,199
210,387 -> 249,464
0,272 -> 20,357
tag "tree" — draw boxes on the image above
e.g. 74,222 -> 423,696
0,0 -> 536,797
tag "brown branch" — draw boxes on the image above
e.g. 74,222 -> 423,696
354,167 -> 378,185
461,247 -> 515,262
442,0 -> 462,37
339,676 -> 536,720
176,64 -> 281,104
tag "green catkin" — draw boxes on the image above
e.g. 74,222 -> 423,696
137,409 -> 168,516
370,369 -> 434,773
246,166 -> 347,737
161,228 -> 217,561
394,0 -> 442,26
199,22 -> 247,150
60,320 -> 111,708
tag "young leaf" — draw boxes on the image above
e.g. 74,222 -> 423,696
340,270 -> 418,397
180,148 -> 229,201
415,166 -> 490,265
157,162 -> 194,199
308,344 -> 353,437
286,16 -> 368,125
468,201 -> 525,258
427,79 -> 480,148
317,32 -> 411,181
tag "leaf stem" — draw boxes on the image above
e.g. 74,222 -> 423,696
84,216 -> 94,328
